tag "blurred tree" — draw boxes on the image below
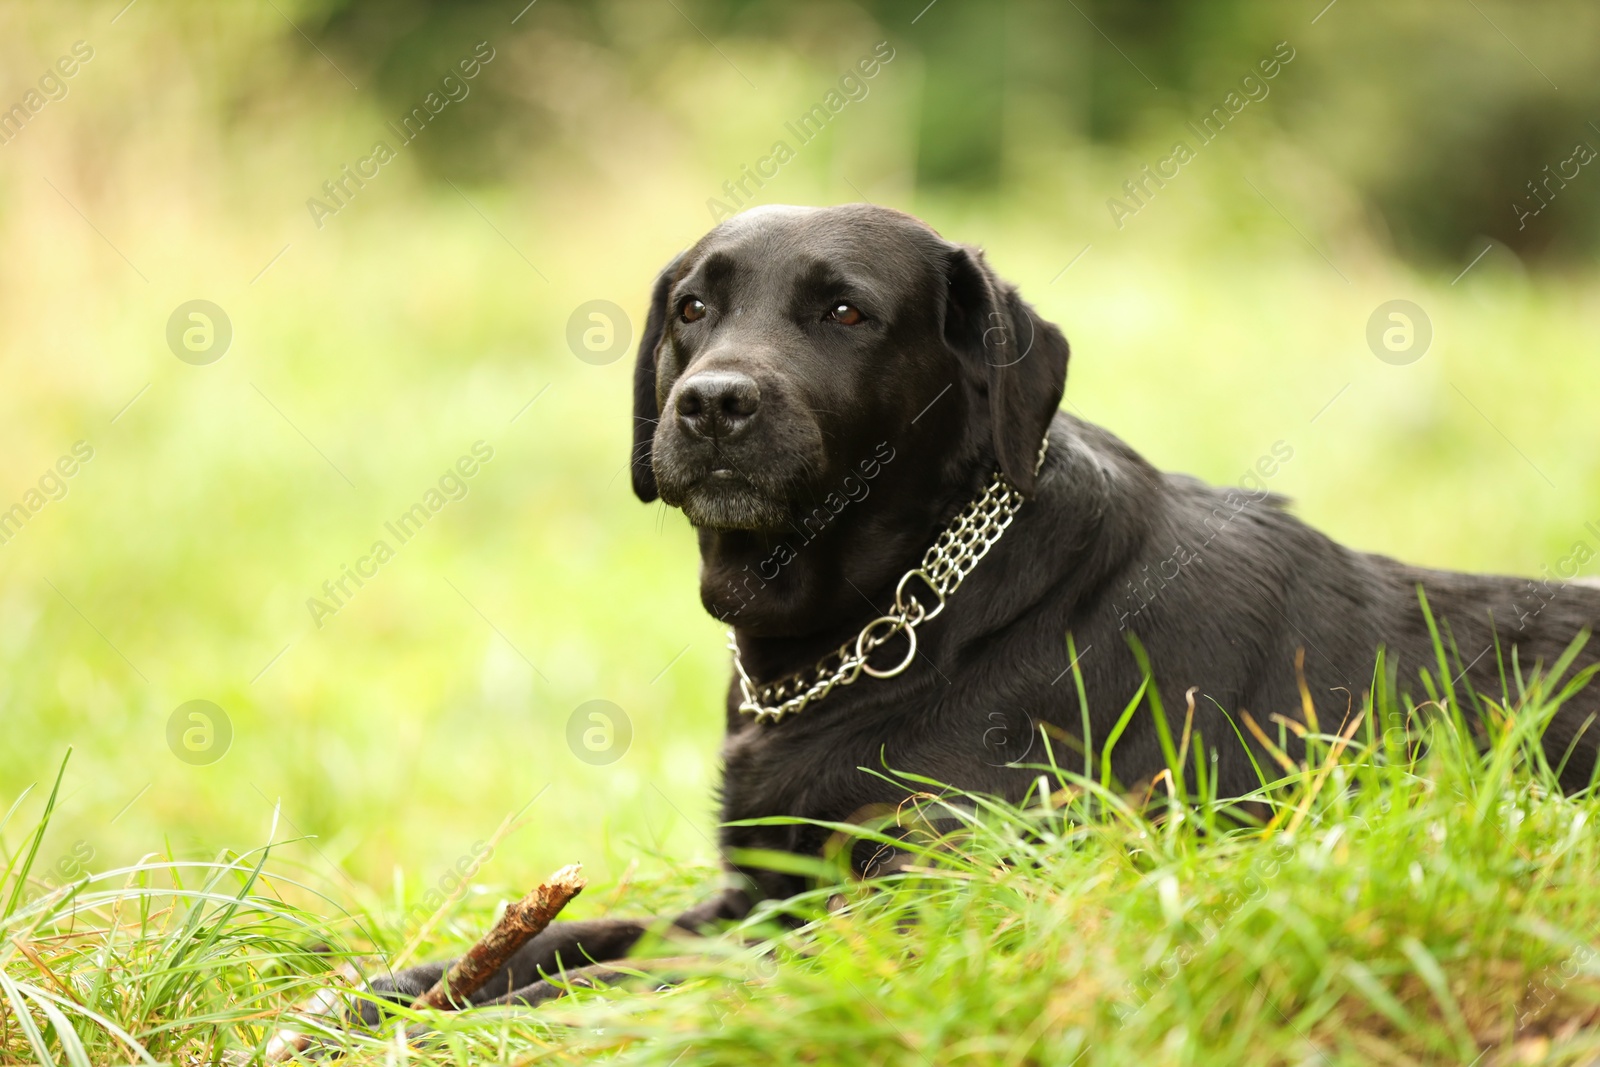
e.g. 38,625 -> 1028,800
293,0 -> 1600,264
899,0 -> 1007,190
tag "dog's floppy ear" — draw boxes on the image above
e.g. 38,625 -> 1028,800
943,245 -> 1069,495
631,253 -> 685,503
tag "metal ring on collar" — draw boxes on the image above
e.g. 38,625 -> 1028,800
856,615 -> 918,678
894,568 -> 946,622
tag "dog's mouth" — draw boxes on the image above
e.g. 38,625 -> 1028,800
674,466 -> 790,531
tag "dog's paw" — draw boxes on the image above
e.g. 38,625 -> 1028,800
264,961 -> 444,1061
350,961 -> 449,1027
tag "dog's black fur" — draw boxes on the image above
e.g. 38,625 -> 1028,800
370,203 -> 1599,1011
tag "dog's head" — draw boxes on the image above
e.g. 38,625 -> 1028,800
632,205 -> 1069,531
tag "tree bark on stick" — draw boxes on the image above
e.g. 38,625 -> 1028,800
412,862 -> 586,1010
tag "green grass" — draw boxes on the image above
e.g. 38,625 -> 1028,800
6,7 -> 1600,1063
6,638 -> 1600,1066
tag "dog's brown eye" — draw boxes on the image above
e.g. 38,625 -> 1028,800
681,298 -> 707,323
827,303 -> 864,325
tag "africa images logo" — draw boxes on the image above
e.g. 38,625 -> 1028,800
305,42 -> 496,229
1105,41 -> 1296,229
0,40 -> 94,147
705,42 -> 896,222
306,442 -> 494,627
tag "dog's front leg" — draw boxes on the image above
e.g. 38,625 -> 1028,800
467,886 -> 754,1007
356,887 -> 750,1022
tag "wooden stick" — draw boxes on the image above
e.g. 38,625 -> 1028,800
412,863 -> 586,1011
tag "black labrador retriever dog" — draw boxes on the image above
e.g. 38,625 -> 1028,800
370,202 -> 1600,1010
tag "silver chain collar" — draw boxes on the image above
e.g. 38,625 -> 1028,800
729,438 -> 1049,724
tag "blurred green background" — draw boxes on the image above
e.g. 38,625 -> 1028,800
2,0 -> 1598,907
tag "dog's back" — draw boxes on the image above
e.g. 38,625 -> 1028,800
1061,413 -> 1600,794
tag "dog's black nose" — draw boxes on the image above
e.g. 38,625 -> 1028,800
675,371 -> 761,440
